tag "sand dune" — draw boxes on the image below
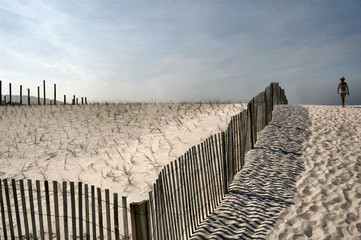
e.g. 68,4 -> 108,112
2,103 -> 360,238
0,102 -> 245,203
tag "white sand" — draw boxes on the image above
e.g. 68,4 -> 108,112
191,105 -> 361,239
269,105 -> 361,239
2,103 -> 361,239
191,105 -> 311,239
0,102 -> 246,203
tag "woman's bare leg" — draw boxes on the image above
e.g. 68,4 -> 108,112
340,93 -> 346,108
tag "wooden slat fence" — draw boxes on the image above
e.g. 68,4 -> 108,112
130,82 -> 288,240
0,82 -> 287,240
0,179 -> 130,239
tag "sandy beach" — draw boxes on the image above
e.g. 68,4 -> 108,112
269,105 -> 361,239
191,105 -> 361,239
1,103 -> 360,239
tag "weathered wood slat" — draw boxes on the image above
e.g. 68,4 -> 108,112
91,186 -> 96,240
162,167 -> 172,239
97,188 -> 104,240
194,145 -> 204,225
36,180 -> 45,240
4,179 -> 15,239
186,150 -> 196,235
20,180 -> 30,240
210,135 -> 221,206
0,180 -> 8,239
78,182 -> 83,239
70,182 -> 76,240
167,163 -> 177,240
114,193 -> 119,240
191,146 -> 200,227
122,196 -> 129,239
139,201 -> 149,239
180,155 -> 190,238
63,182 -> 69,240
28,180 -> 37,239
153,180 -> 161,240
44,181 -> 53,240
53,181 -> 61,240
174,159 -> 184,240
169,161 -> 179,240
215,133 -> 224,200
85,184 -> 90,240
105,189 -> 111,240
200,142 -> 210,217
204,138 -> 215,213
12,179 -> 23,239
155,175 -> 163,239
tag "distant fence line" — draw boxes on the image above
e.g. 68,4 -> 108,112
0,80 -> 87,106
129,82 -> 288,240
0,179 -> 130,240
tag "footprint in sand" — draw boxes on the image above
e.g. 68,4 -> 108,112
304,222 -> 314,238
302,186 -> 312,196
356,223 -> 361,233
346,213 -> 359,224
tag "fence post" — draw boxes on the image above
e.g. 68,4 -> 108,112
43,80 -> 46,105
20,85 -> 23,105
38,86 -> 41,105
247,101 -> 254,149
0,179 -> 9,239
28,89 -> 31,105
64,95 -> 66,105
9,83 -> 12,105
221,132 -> 228,194
0,80 -> 2,105
3,179 -> 15,239
123,197 -> 130,239
272,82 -> 279,105
54,84 -> 57,105
270,85 -> 273,121
130,200 -> 150,240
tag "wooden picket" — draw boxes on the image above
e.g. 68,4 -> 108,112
0,180 -> 129,240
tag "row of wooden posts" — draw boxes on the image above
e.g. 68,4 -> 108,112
0,80 -> 87,106
130,82 -> 288,240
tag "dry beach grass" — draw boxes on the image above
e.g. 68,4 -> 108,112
0,102 -> 246,203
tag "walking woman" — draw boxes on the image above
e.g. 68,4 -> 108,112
337,77 -> 350,108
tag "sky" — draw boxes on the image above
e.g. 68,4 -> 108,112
1,1 -> 361,104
